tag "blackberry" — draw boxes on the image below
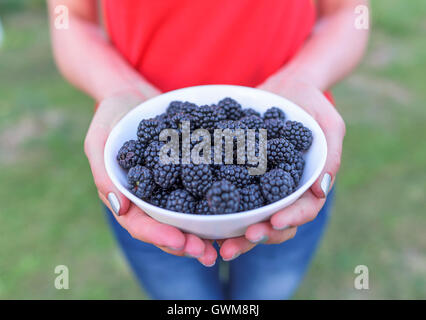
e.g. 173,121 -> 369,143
160,116 -> 176,130
281,121 -> 313,151
168,112 -> 195,130
241,108 -> 261,118
147,187 -> 169,208
206,180 -> 240,214
215,119 -> 248,141
181,164 -> 213,198
245,136 -> 263,168
267,138 -> 297,167
154,112 -> 168,123
218,97 -> 243,120
211,146 -> 226,167
216,165 -> 253,188
192,104 -> 227,131
180,101 -> 198,114
264,119 -> 285,139
275,152 -> 305,186
116,140 -> 144,169
294,152 -> 305,176
215,120 -> 247,131
282,151 -> 305,185
263,107 -> 286,121
190,137 -> 215,164
239,184 -> 264,211
165,189 -> 197,213
260,168 -> 295,204
153,162 -> 181,189
195,199 -> 212,215
117,97 -> 314,216
240,115 -> 265,130
127,165 -> 155,199
191,133 -> 226,167
137,118 -> 166,145
215,120 -> 247,163
166,101 -> 197,116
143,141 -> 164,168
166,100 -> 184,115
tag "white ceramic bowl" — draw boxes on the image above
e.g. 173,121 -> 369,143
105,85 -> 327,239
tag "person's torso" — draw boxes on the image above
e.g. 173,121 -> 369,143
103,0 -> 316,92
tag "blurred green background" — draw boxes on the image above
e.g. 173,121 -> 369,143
0,1 -> 425,299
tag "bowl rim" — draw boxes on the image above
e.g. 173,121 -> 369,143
104,84 -> 327,221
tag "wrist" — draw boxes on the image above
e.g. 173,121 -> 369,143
95,78 -> 161,104
96,87 -> 145,104
277,63 -> 330,92
94,90 -> 149,132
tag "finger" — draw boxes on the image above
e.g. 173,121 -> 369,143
198,240 -> 218,267
85,93 -> 146,214
216,239 -> 225,247
270,190 -> 325,229
116,205 -> 187,250
102,204 -> 187,257
157,245 -> 185,256
99,190 -> 121,216
160,239 -> 217,267
245,222 -> 298,244
183,234 -> 206,258
85,121 -> 130,216
310,100 -> 345,199
219,237 -> 256,261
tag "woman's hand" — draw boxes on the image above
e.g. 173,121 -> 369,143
218,74 -> 346,260
84,90 -> 217,267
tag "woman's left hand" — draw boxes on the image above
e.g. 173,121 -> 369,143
218,73 -> 346,261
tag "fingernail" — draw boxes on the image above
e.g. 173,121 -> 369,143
249,235 -> 269,244
272,224 -> 289,231
223,252 -> 240,262
321,173 -> 332,197
166,246 -> 184,251
108,192 -> 120,216
202,261 -> 216,268
185,253 -> 202,259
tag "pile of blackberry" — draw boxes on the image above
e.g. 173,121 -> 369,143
117,97 -> 313,215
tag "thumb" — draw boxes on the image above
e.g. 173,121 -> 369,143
84,91 -> 148,214
310,111 -> 346,199
84,115 -> 131,216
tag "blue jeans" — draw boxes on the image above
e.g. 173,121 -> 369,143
105,189 -> 334,300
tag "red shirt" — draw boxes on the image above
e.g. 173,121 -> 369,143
103,0 -> 316,93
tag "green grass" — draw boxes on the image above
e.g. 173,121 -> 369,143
0,1 -> 425,299
0,10 -> 142,299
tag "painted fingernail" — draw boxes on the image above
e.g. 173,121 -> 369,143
272,224 -> 289,231
223,252 -> 240,262
249,235 -> 269,244
321,173 -> 332,197
108,192 -> 120,216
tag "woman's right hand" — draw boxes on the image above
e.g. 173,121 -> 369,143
84,90 -> 218,267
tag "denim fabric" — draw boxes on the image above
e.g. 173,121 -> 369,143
105,189 -> 334,300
